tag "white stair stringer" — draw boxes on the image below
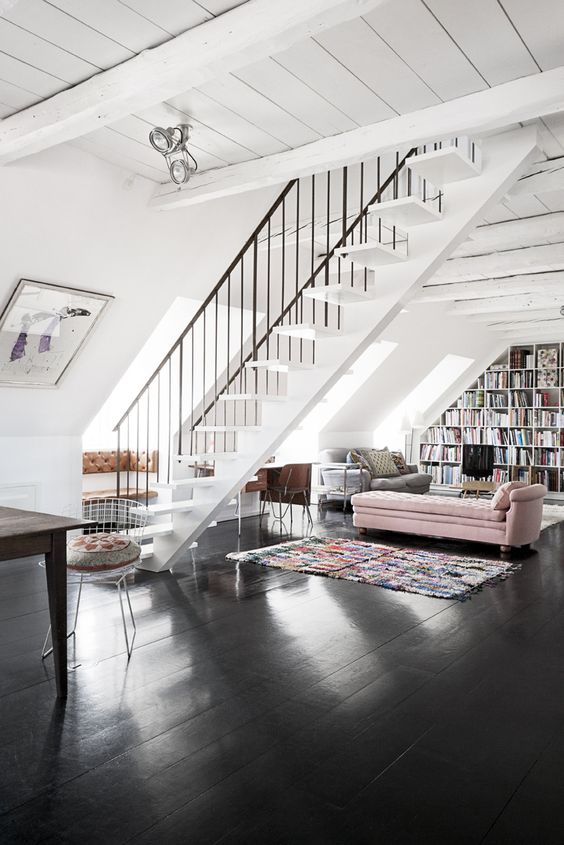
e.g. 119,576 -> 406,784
138,127 -> 539,574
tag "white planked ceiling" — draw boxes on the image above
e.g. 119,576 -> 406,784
0,0 -> 564,184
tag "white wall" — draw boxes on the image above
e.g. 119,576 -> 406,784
318,301 -> 501,453
0,143 -> 277,510
0,435 -> 82,514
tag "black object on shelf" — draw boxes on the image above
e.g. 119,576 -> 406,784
462,444 -> 494,480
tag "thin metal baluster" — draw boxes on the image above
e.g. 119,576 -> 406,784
126,413 -> 130,496
202,308 -> 207,454
178,338 -> 183,457
280,198 -> 285,362
190,332 -> 194,457
342,166 -> 348,306
226,273 -> 231,409
214,290 -> 218,426
252,235 -> 258,417
325,170 -> 330,326
360,161 -> 368,293
266,219 -> 271,394
240,257 -> 244,394
116,426 -> 121,498
295,180 -> 302,361
136,398 -> 140,498
167,359 -> 172,483
145,388 -> 150,506
157,372 -> 161,477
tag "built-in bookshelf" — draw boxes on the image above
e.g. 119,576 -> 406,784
420,343 -> 564,493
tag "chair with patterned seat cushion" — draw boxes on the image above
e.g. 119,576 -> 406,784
41,498 -> 148,661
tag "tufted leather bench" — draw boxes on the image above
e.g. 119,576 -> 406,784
82,450 -> 159,501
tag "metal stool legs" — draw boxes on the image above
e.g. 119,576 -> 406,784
42,575 -> 83,660
117,573 -> 136,660
42,571 -> 137,662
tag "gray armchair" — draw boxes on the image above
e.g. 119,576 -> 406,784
318,447 -> 431,502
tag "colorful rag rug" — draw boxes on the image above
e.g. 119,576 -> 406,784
226,537 -> 519,600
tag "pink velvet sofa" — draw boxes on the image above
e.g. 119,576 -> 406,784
352,484 -> 547,553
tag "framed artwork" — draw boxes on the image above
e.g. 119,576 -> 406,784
0,279 -> 112,387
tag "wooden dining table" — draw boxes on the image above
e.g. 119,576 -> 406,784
0,506 -> 91,698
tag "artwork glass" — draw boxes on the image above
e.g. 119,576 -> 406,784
0,279 -> 111,387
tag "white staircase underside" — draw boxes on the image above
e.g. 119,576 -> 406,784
140,127 -> 539,573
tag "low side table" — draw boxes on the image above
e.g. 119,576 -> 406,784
450,481 -> 498,499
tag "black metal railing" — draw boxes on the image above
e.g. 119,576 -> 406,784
114,148 -> 421,501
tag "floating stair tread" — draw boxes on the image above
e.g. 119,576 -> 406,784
368,196 -> 442,227
303,284 -> 377,305
335,241 -> 407,269
177,452 -> 238,462
143,521 -> 174,538
219,393 -> 287,402
245,359 -> 314,371
146,500 -> 194,514
407,146 -> 480,186
194,425 -> 261,432
153,477 -> 216,489
274,322 -> 341,339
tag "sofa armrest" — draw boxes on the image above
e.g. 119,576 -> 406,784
407,464 -> 419,473
505,483 -> 547,546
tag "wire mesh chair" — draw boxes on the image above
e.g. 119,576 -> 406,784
41,498 -> 148,661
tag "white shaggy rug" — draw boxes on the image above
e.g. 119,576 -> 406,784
541,504 -> 564,531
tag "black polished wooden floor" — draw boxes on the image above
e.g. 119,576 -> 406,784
1,508 -> 564,844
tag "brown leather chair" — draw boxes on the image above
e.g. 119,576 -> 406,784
260,463 -> 313,527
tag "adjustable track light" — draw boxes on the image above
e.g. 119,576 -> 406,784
149,124 -> 198,186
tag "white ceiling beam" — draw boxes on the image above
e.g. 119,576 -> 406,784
489,317 -> 563,332
0,0 -> 390,165
450,293 -> 564,316
151,67 -> 564,209
434,242 -> 564,282
451,212 -> 564,258
510,156 -> 564,196
470,307 -> 564,323
418,271 -> 564,302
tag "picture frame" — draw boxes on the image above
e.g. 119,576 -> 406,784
0,279 -> 113,388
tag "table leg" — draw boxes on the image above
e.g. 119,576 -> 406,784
44,532 -> 68,698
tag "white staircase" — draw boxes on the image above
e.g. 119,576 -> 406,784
121,128 -> 539,572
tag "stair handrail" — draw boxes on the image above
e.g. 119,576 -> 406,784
194,148 -> 417,424
114,178 -> 298,431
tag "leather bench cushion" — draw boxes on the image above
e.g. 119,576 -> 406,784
67,533 -> 141,572
351,491 -> 506,523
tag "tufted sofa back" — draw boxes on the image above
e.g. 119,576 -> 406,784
82,450 -> 159,475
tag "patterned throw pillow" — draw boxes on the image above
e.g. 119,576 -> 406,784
390,451 -> 410,475
348,449 -> 371,472
349,447 -> 399,478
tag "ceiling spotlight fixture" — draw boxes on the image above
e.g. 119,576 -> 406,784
560,306 -> 564,316
149,124 -> 198,186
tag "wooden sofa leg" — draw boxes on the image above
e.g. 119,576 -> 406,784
500,545 -> 512,554
358,527 -> 367,535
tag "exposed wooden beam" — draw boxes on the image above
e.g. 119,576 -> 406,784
0,0 -> 390,164
510,156 -> 564,196
151,68 -> 564,209
450,293 -> 564,316
450,212 -> 564,258
489,317 -> 563,332
418,271 -> 564,302
434,242 -> 564,282
470,307 -> 563,323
